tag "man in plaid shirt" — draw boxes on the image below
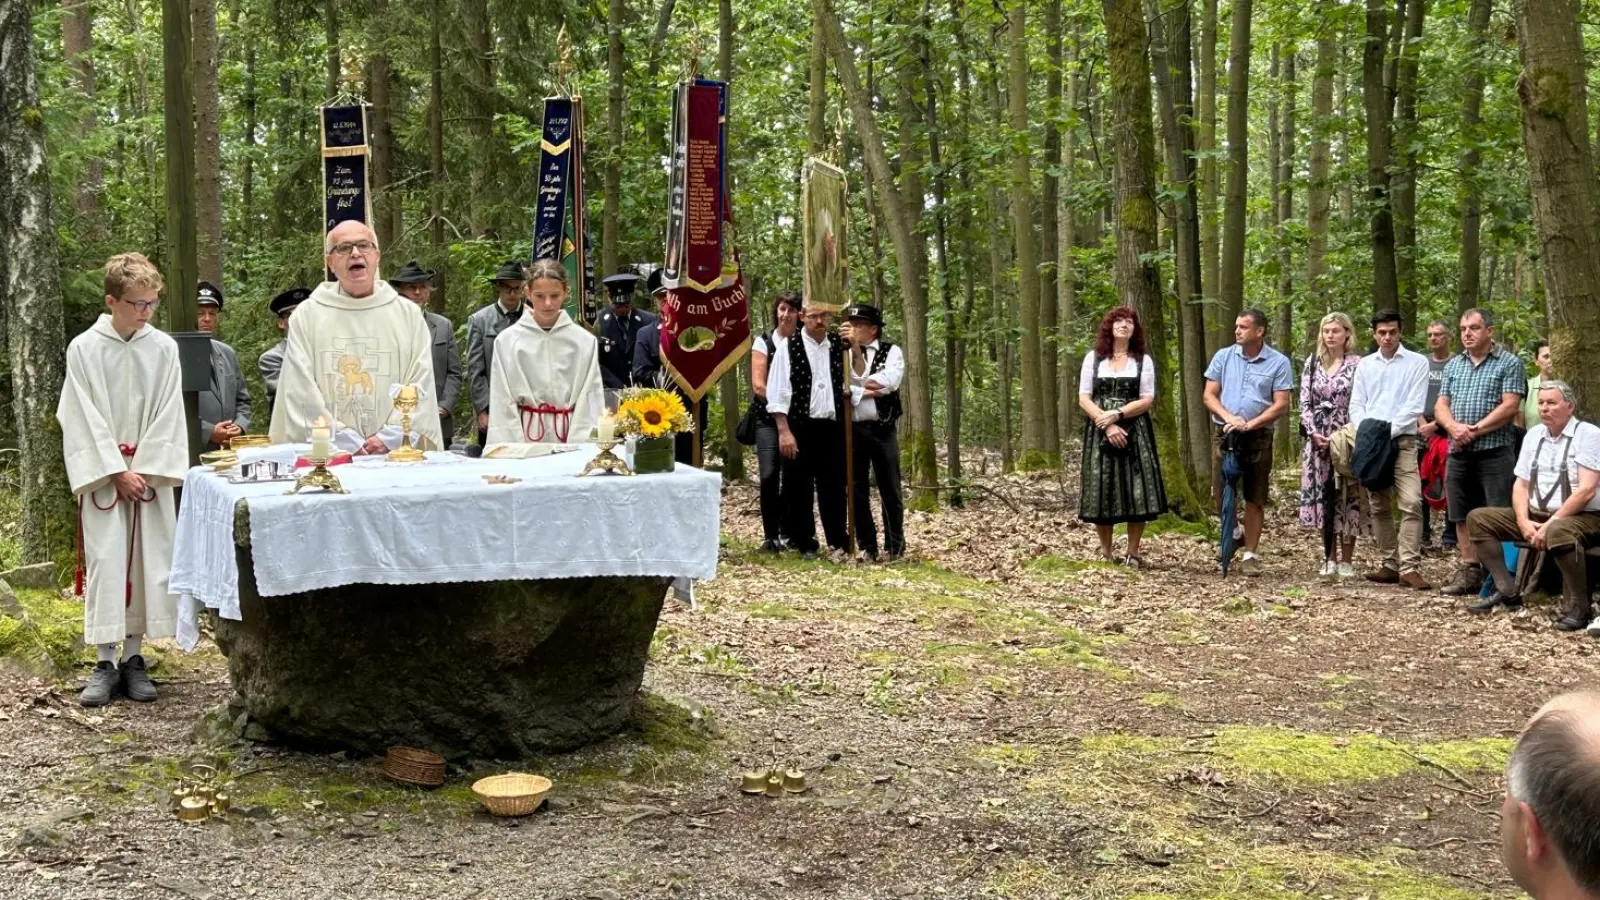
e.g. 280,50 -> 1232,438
1435,308 -> 1528,597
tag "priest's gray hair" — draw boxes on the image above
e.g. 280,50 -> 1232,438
1541,379 -> 1577,407
323,221 -> 379,254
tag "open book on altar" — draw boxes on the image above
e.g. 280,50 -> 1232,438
482,443 -> 583,460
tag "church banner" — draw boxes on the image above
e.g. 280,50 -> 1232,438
801,157 -> 848,312
531,96 -> 591,322
320,105 -> 372,233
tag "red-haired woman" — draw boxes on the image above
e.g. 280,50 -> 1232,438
1077,306 -> 1168,565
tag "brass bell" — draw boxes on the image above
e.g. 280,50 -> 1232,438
782,769 -> 807,793
740,771 -> 769,795
211,791 -> 231,815
177,795 -> 211,822
765,773 -> 784,798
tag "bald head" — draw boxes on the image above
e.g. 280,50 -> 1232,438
324,221 -> 381,297
1502,692 -> 1600,897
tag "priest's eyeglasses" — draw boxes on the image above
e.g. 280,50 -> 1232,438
329,240 -> 379,257
119,298 -> 160,312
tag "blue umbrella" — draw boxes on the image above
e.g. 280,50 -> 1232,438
1218,432 -> 1242,576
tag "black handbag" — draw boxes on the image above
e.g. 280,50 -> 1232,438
736,401 -> 761,446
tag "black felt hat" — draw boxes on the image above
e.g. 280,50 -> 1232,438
197,281 -> 224,310
493,260 -> 526,284
646,267 -> 666,297
388,260 -> 437,285
269,287 -> 310,317
844,303 -> 884,328
603,272 -> 641,304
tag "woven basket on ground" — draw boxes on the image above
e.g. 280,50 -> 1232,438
471,773 -> 551,817
382,747 -> 447,788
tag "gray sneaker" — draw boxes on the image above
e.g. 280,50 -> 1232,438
79,661 -> 119,707
120,655 -> 157,703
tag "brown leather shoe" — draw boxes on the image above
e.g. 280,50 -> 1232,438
1364,567 -> 1400,584
1399,572 -> 1432,590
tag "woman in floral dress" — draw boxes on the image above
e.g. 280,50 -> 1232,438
1298,312 -> 1364,578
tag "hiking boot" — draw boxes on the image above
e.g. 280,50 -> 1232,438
120,655 -> 157,703
1364,567 -> 1400,585
1467,591 -> 1522,615
1440,564 -> 1487,596
1556,601 -> 1593,633
79,661 -> 119,708
758,540 -> 783,554
1236,554 -> 1262,577
1399,572 -> 1432,591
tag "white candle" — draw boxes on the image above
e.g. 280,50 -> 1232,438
597,413 -> 615,444
310,415 -> 331,461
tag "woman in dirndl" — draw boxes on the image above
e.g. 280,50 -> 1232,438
1078,306 -> 1168,566
1297,311 -> 1364,578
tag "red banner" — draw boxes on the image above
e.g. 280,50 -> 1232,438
661,274 -> 751,403
681,83 -> 725,292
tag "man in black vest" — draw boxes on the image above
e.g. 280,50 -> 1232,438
844,303 -> 906,561
765,302 -> 848,560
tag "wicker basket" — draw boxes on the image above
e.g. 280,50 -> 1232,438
382,747 -> 447,788
471,773 -> 552,817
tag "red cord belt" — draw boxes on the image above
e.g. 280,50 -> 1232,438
518,403 -> 574,443
74,444 -> 156,607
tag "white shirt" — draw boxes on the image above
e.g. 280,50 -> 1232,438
1078,353 -> 1155,398
751,330 -> 784,357
1349,345 -> 1429,438
849,341 -> 905,422
765,330 -> 837,420
1515,417 -> 1600,514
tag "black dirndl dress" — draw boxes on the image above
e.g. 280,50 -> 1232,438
1078,355 -> 1169,524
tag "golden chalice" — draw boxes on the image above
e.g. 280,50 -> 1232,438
387,384 -> 425,463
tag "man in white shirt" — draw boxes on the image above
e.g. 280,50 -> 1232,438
766,302 -> 848,560
1465,380 -> 1600,629
843,304 -> 906,562
1349,311 -> 1431,589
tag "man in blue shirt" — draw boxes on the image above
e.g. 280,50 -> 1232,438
1204,308 -> 1294,575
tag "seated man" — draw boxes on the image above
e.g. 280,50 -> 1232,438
487,258 -> 604,444
1465,380 -> 1600,628
267,221 -> 443,453
1499,691 -> 1600,899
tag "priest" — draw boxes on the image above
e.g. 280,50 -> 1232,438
487,258 -> 604,444
267,221 -> 443,453
57,252 -> 189,707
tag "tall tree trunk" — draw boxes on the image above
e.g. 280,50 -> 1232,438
1059,33 -> 1081,450
989,179 -> 1014,474
1306,14 -> 1336,313
1391,0 -> 1425,333
61,0 -> 102,236
1102,0 -> 1200,516
603,0 -> 624,274
1275,46 -> 1296,458
462,0 -> 495,237
1007,1 -> 1048,469
428,0 -> 445,310
1039,0 -> 1062,460
807,16 -> 827,154
894,8 -> 927,329
1336,50 -> 1355,224
924,0 -> 960,502
1457,0 -> 1492,313
163,0 -> 197,336
1364,0 -> 1399,322
1516,0 -> 1600,406
324,0 -> 339,99
1,0 -> 73,562
950,0 -> 980,502
1216,0 -> 1253,349
369,0 -> 398,251
241,23 -> 257,253
716,0 -> 744,481
814,0 -> 938,508
193,0 -> 223,285
1148,0 -> 1210,494
1197,0 -> 1220,358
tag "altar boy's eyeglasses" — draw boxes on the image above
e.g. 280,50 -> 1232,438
119,298 -> 160,312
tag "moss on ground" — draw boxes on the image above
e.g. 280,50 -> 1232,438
1027,554 -> 1117,577
0,588 -> 89,674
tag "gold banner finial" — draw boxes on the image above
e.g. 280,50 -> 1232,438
556,25 -> 575,95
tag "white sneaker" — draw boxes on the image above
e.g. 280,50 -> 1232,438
1336,562 -> 1356,579
1318,560 -> 1336,578
1233,522 -> 1245,542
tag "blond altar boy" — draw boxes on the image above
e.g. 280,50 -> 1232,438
57,253 -> 189,707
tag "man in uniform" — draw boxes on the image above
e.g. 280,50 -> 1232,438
598,272 -> 657,391
466,260 -> 527,448
259,287 -> 308,416
843,303 -> 905,562
389,261 -> 463,446
195,281 -> 252,451
632,269 -> 704,464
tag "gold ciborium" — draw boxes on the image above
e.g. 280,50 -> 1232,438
577,440 -> 634,477
387,384 -> 425,464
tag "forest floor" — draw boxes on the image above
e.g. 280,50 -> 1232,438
0,468 -> 1593,899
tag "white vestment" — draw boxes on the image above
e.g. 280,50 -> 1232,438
267,281 -> 444,452
57,315 -> 189,645
487,310 -> 605,444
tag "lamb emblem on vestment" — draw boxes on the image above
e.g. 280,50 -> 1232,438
337,355 -> 375,397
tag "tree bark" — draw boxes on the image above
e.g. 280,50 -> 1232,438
1102,0 -> 1200,516
1274,46 -> 1296,457
1216,0 -> 1253,350
241,20 -> 257,252
462,0 -> 495,237
603,0 -> 625,275
1197,0 -> 1220,359
194,0 -> 223,286
1457,0 -> 1492,313
1040,0 -> 1062,460
807,13 -> 827,154
325,0 -> 339,99
61,0 -> 102,235
1391,0 -> 1425,334
1515,0 -> 1600,407
1364,0 -> 1399,322
1306,13 -> 1336,313
0,0 -> 73,562
1059,33 -> 1081,450
949,0 -> 980,503
429,0 -> 445,309
1007,1 -> 1049,469
814,0 -> 938,508
716,0 -> 744,481
369,0 -> 398,252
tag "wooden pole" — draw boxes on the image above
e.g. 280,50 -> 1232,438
843,339 -> 856,557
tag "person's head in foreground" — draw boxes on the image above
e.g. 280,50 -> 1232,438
103,252 -> 164,336
324,221 -> 381,297
1501,691 -> 1600,899
523,258 -> 569,329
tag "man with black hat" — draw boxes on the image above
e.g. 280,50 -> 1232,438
466,260 -> 527,447
598,271 -> 657,391
632,269 -> 706,464
766,301 -> 849,560
194,281 -> 252,451
844,303 -> 905,561
259,286 -> 309,415
390,261 -> 463,445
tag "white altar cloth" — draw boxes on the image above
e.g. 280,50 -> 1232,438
171,445 -> 721,649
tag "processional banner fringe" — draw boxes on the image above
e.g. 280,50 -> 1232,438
531,96 -> 593,324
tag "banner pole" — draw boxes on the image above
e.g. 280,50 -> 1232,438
844,357 -> 856,558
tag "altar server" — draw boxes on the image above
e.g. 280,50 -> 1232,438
267,221 -> 443,453
57,253 -> 189,707
487,258 -> 605,444
258,286 -> 308,415
194,281 -> 252,451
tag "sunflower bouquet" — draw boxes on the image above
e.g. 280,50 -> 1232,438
614,387 -> 694,439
